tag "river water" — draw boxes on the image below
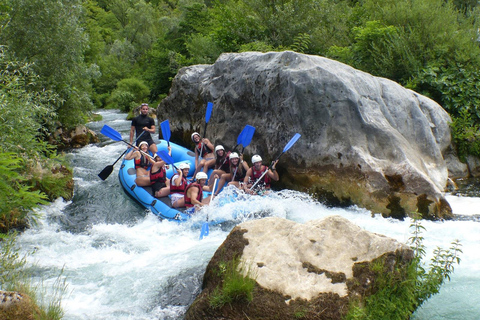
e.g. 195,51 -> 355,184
17,110 -> 480,319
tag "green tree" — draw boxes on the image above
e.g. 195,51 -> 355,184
0,0 -> 94,128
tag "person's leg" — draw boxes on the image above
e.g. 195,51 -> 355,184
193,159 -> 206,178
155,186 -> 170,198
208,170 -> 225,188
203,158 -> 216,173
215,173 -> 232,196
149,143 -> 158,154
135,175 -> 151,186
171,194 -> 185,208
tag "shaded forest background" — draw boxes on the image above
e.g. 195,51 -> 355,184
1,0 -> 480,228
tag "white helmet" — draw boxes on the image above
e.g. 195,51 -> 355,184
196,172 -> 208,180
191,132 -> 200,142
251,154 -> 262,163
138,141 -> 149,147
178,162 -> 190,170
229,152 -> 239,159
215,145 -> 225,152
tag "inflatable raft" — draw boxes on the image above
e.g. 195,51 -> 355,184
118,139 -> 213,222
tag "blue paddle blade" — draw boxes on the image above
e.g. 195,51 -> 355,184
205,102 -> 213,123
199,222 -> 209,240
100,125 -> 123,141
160,120 -> 171,142
237,127 -> 247,145
242,125 -> 255,148
157,150 -> 175,166
283,133 -> 301,153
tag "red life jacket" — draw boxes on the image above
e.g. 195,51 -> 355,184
216,152 -> 231,172
134,154 -> 149,170
150,166 -> 166,184
251,165 -> 271,188
196,142 -> 213,157
169,175 -> 188,194
184,183 -> 203,208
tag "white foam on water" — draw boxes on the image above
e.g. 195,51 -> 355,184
445,194 -> 480,216
14,110 -> 480,319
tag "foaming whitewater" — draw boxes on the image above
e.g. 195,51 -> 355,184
16,110 -> 480,320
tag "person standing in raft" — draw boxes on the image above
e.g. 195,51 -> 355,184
130,103 -> 157,154
170,162 -> 191,208
244,154 -> 279,195
207,145 -> 230,191
184,172 -> 214,211
214,152 -> 249,196
150,147 -> 171,198
125,141 -> 152,187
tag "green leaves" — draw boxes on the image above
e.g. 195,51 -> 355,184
346,214 -> 462,319
0,153 -> 48,232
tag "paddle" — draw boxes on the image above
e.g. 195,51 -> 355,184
156,150 -> 178,171
240,125 -> 255,154
250,133 -> 301,190
100,125 -> 155,160
232,125 -> 255,180
199,177 -> 217,240
233,125 -> 255,152
160,119 -> 171,147
98,131 -> 145,180
198,102 -> 214,167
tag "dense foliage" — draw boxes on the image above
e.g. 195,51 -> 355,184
2,0 -> 479,157
346,215 -> 462,319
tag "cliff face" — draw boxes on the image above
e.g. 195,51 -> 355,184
159,51 -> 455,219
185,216 -> 414,320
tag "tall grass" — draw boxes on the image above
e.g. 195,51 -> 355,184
209,256 -> 257,309
0,233 -> 67,320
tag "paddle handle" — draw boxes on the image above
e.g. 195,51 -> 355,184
211,178 -> 218,201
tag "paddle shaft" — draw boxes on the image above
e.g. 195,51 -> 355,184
114,131 -> 145,165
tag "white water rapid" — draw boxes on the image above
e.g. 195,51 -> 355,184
16,110 -> 480,320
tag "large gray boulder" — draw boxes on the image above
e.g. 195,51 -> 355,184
158,51 -> 454,219
185,216 -> 413,319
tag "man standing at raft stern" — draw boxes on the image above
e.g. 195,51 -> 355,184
130,103 -> 158,154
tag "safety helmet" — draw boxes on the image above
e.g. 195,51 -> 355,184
251,154 -> 262,163
196,172 -> 208,180
229,152 -> 239,159
191,132 -> 200,142
178,162 -> 190,170
215,145 -> 225,152
138,141 -> 149,147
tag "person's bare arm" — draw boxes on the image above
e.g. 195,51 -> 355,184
129,126 -> 135,144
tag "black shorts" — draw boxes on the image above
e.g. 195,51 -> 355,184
137,138 -> 155,147
152,181 -> 167,192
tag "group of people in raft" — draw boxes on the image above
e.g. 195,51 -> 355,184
125,103 -> 279,211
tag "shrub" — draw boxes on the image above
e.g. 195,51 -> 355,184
0,153 -> 48,233
106,77 -> 150,112
345,213 -> 462,319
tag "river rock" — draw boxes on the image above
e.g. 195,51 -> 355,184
0,290 -> 39,320
185,216 -> 413,320
158,51 -> 455,219
50,124 -> 99,149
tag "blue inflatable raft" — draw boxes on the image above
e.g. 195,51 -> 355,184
118,139 -> 214,222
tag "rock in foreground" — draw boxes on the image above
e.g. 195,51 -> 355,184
185,216 -> 413,320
